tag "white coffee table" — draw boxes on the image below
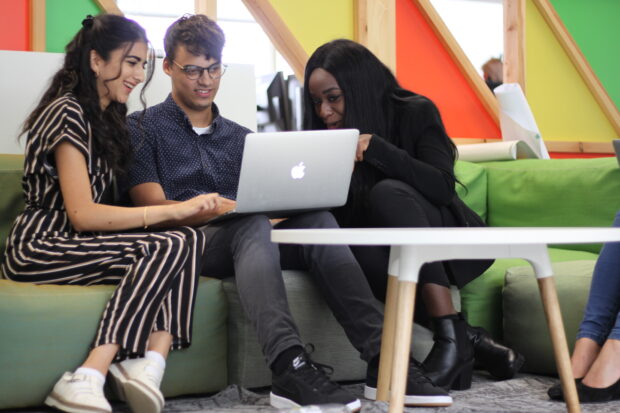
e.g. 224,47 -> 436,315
271,227 -> 620,413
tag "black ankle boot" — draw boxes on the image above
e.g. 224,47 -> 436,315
466,325 -> 525,380
423,313 -> 474,390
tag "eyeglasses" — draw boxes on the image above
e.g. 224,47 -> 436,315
171,60 -> 227,80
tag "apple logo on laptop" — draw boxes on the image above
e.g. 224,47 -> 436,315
290,162 -> 306,179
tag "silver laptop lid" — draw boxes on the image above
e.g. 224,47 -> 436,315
235,129 -> 359,214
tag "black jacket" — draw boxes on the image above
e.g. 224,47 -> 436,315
337,90 -> 493,288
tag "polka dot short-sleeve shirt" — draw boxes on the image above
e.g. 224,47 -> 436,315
127,95 -> 251,201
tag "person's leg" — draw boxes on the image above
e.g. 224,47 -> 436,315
277,211 -> 451,406
367,179 -> 457,317
574,211 -> 620,376
200,215 -> 303,367
277,211 -> 384,362
203,215 -> 360,410
103,228 -> 205,413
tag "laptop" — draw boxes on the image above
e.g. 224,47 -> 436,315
208,129 -> 359,224
614,139 -> 620,167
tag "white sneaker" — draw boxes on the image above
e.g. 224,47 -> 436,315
44,372 -> 111,413
108,358 -> 165,413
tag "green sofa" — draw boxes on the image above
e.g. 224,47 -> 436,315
1,154 -> 619,409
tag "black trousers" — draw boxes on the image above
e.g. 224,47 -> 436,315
345,179 -> 459,304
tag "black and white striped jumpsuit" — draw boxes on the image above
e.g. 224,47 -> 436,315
1,95 -> 206,359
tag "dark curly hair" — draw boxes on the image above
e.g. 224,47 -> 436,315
22,14 -> 155,173
164,14 -> 225,62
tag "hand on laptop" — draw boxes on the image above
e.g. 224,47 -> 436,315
216,197 -> 236,216
356,134 -> 373,161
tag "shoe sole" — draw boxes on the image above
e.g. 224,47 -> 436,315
108,364 -> 164,413
270,392 -> 362,412
45,392 -> 111,413
363,385 -> 453,407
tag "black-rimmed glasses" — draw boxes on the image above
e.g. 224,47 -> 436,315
172,60 -> 227,80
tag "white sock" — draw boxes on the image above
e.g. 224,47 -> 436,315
75,367 -> 106,384
145,351 -> 166,370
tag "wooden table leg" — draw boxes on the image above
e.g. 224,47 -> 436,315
377,274 -> 399,401
538,277 -> 581,413
388,281 -> 417,413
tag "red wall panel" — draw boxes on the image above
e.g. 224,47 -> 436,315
0,0 -> 30,51
395,0 -> 500,139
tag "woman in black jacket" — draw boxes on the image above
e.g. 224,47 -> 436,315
303,39 -> 522,391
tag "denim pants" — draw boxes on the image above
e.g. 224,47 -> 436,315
199,211 -> 384,367
577,210 -> 620,344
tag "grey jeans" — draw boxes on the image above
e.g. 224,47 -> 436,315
199,211 -> 384,367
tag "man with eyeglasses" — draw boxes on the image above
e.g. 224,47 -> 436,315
125,14 -> 449,411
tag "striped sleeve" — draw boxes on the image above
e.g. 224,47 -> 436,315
31,96 -> 91,178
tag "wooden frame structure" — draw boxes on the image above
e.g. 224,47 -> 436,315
65,0 -> 619,154
503,0 -> 526,92
93,0 -> 123,15
354,0 -> 396,73
241,0 -> 308,81
29,0 -> 46,52
195,0 -> 217,20
453,137 -> 614,154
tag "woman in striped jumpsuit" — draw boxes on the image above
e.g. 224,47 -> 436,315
1,15 -> 221,413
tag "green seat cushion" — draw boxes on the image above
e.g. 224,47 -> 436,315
460,248 -> 598,340
455,160 -> 488,222
502,260 -> 596,375
0,168 -> 24,255
482,157 -> 620,253
0,276 -> 227,410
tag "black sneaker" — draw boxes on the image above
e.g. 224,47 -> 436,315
364,357 -> 453,407
270,351 -> 361,412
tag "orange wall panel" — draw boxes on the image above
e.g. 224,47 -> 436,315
395,0 -> 500,139
0,0 -> 30,51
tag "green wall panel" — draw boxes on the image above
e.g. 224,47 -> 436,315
549,0 -> 620,110
46,0 -> 101,52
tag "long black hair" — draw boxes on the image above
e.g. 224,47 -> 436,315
22,14 -> 155,173
303,39 -> 456,158
303,39 -> 459,225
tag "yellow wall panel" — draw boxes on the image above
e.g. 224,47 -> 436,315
269,0 -> 354,56
525,0 -> 618,141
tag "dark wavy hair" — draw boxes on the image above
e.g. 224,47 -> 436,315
22,14 -> 155,173
164,14 -> 225,62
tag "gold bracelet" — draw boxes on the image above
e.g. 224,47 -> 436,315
143,206 -> 148,229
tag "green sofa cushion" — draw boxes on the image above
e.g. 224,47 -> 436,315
455,160 -> 488,222
0,276 -> 228,410
460,248 -> 598,340
0,168 -> 24,255
502,260 -> 596,375
482,157 -> 620,253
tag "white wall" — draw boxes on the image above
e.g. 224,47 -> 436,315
0,50 -> 257,154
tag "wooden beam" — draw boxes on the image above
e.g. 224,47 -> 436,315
503,0 -> 526,92
30,0 -> 46,52
354,0 -> 396,73
414,0 -> 500,125
453,138 -> 614,154
241,0 -> 308,81
94,0 -> 123,15
532,0 -> 620,137
195,0 -> 217,20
